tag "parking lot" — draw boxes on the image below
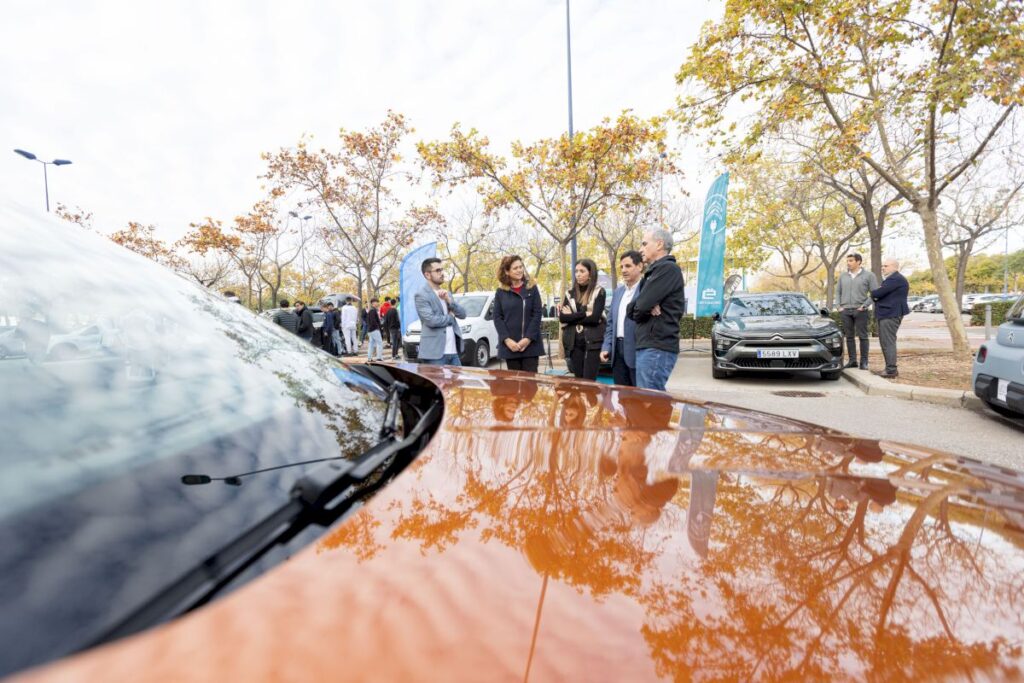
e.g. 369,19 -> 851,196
665,354 -> 1024,470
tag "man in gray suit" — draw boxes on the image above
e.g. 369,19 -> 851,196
413,257 -> 467,366
600,250 -> 644,386
835,252 -> 880,370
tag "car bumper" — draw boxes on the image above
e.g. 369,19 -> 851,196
974,373 -> 1024,416
713,338 -> 842,372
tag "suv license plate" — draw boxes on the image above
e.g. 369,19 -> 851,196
997,379 -> 1009,403
757,349 -> 799,359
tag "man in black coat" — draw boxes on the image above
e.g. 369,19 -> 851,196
382,303 -> 402,359
626,228 -> 686,391
294,301 -> 314,343
870,258 -> 911,378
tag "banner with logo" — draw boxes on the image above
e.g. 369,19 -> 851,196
695,172 -> 730,317
399,242 -> 437,335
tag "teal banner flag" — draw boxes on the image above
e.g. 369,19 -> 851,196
695,172 -> 730,317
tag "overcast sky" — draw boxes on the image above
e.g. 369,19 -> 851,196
3,0 -> 1019,267
2,0 -> 727,243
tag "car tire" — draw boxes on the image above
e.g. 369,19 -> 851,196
712,365 -> 730,379
474,340 -> 490,368
821,370 -> 842,381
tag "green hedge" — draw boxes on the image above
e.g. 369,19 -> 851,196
970,301 -> 1015,326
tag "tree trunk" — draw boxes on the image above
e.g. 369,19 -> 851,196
868,228 -> 883,281
825,265 -> 837,309
954,245 -> 970,305
558,241 -> 570,304
917,202 -> 970,356
606,246 -> 618,289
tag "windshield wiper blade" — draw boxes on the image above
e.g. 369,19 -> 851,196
86,382 -> 439,651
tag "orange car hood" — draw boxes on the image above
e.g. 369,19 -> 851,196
17,365 -> 1024,682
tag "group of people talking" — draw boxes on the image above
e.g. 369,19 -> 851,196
413,227 -> 686,392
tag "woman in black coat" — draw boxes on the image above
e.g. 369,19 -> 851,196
493,254 -> 543,372
559,258 -> 606,380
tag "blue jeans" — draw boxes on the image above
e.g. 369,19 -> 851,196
367,330 -> 384,360
421,353 -> 462,366
635,348 -> 677,391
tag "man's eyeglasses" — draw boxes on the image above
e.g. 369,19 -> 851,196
429,268 -> 444,274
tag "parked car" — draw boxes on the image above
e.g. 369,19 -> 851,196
402,290 -> 498,367
912,294 -> 938,312
4,207 -> 1024,681
0,328 -> 25,359
710,292 -> 844,380
972,292 -> 1024,418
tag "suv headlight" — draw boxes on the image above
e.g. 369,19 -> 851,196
715,334 -> 738,351
823,332 -> 843,349
460,324 -> 472,334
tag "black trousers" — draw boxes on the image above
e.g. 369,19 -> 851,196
611,338 -> 636,386
840,308 -> 870,364
569,337 -> 600,380
505,356 -> 539,373
389,329 -> 402,358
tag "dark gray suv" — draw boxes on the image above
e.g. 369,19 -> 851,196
711,292 -> 844,380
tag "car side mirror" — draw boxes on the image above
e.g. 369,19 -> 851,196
485,304 -> 494,321
711,312 -> 721,322
820,308 -> 830,317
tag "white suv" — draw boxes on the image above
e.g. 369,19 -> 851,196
402,291 -> 498,367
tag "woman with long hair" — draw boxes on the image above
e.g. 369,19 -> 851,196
558,258 -> 606,380
492,254 -> 544,372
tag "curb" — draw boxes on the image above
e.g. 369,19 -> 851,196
842,368 -> 981,410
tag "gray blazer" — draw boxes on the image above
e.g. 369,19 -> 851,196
413,285 -> 466,360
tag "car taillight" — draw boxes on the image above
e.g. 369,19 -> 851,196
977,346 -> 987,363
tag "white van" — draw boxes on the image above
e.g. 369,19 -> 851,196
402,291 -> 498,367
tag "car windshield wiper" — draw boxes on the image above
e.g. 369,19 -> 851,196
85,379 -> 440,651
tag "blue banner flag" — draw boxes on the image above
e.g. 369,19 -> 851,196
695,172 -> 730,317
399,242 -> 437,335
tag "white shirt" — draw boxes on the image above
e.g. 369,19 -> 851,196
616,281 -> 640,338
435,289 -> 457,354
340,304 -> 357,328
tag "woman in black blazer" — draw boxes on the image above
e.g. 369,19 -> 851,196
559,258 -> 606,380
493,254 -> 544,373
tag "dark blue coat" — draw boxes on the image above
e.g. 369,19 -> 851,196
601,283 -> 640,369
493,283 -> 543,359
871,271 -> 911,319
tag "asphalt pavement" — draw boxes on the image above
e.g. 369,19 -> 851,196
664,354 -> 1024,470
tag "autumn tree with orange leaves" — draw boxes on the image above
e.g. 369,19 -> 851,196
261,111 -> 443,301
418,113 -> 676,292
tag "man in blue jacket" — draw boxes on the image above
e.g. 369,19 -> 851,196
627,229 -> 686,391
600,250 -> 644,386
870,258 -> 911,378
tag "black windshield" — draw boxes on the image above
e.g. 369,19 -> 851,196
0,206 -> 390,676
724,294 -> 817,318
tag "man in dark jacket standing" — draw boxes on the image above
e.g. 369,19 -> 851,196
627,228 -> 686,391
870,258 -> 911,378
271,299 -> 299,334
295,300 -> 314,343
382,303 -> 402,360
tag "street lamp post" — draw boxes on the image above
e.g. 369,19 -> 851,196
14,149 -> 72,212
659,151 -> 668,226
566,0 -> 577,272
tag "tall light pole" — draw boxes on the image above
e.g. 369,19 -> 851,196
566,0 -> 577,271
14,149 -> 72,212
659,151 -> 668,225
289,211 -> 314,298
1005,224 -> 1010,294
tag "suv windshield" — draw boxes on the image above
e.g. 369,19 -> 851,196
0,206 -> 391,676
453,295 -> 488,317
1007,293 -> 1024,321
724,294 -> 817,318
